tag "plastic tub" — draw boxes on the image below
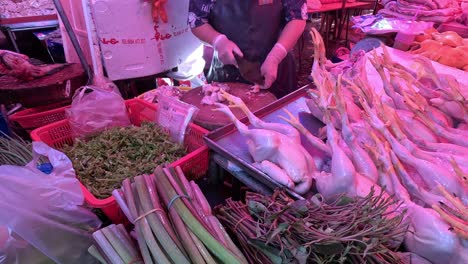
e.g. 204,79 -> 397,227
30,98 -> 209,224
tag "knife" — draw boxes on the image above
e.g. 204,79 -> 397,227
235,54 -> 265,86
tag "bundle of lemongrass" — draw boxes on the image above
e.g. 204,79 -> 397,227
101,166 -> 247,264
90,224 -> 142,264
0,131 -> 46,166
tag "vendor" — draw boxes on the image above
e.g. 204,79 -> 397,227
188,0 -> 307,98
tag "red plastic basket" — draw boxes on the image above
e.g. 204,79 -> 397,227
30,98 -> 209,224
10,102 -> 70,132
320,0 -> 343,3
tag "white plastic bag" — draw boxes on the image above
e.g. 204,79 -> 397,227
67,85 -> 131,138
0,142 -> 101,264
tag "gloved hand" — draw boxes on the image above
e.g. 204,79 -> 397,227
261,43 -> 287,89
212,35 -> 244,67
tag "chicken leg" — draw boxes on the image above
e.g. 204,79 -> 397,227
219,90 -> 301,142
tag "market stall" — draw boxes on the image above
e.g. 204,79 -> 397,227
0,0 -> 467,263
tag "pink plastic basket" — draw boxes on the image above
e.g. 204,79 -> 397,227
30,98 -> 209,224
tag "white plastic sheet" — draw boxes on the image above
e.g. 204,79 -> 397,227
0,142 -> 100,264
352,14 -> 434,35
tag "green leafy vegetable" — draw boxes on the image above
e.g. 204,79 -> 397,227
216,188 -> 408,264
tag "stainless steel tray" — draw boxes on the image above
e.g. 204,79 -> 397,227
204,85 -> 325,199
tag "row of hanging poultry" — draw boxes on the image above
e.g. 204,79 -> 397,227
214,28 -> 467,264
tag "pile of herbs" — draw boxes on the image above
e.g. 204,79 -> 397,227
63,122 -> 186,199
216,188 -> 409,264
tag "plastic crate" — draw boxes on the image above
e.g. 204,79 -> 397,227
10,102 -> 70,132
30,98 -> 209,224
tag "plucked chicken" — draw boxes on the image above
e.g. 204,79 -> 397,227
409,30 -> 468,71
214,90 -> 314,194
362,96 -> 468,203
363,131 -> 467,264
388,150 -> 468,264
431,31 -> 464,47
217,27 -> 467,263
294,28 -> 468,263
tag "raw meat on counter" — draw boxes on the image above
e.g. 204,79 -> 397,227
456,1 -> 468,25
137,85 -> 183,103
0,50 -> 69,81
379,0 -> 462,23
200,82 -> 230,105
410,30 -> 468,71
456,13 -> 468,25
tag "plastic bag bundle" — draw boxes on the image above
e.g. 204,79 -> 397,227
156,95 -> 199,144
67,86 -> 131,138
0,142 -> 101,264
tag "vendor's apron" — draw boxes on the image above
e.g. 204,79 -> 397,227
206,0 -> 297,98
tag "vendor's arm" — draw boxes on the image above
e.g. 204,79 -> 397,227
261,0 -> 307,88
191,24 -> 222,46
188,0 -> 243,66
278,20 -> 307,52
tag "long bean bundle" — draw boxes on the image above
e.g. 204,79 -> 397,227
63,122 -> 186,198
216,188 -> 408,264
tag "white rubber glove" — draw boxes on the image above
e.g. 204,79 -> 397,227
212,34 -> 244,67
261,43 -> 288,89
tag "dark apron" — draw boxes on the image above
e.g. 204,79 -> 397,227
206,0 -> 297,98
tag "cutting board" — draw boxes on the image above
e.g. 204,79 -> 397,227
181,82 -> 277,130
